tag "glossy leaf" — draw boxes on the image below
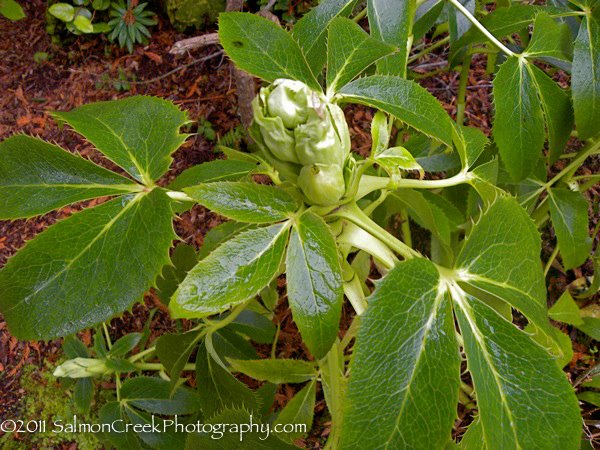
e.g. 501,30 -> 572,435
341,258 -> 460,449
0,0 -> 25,20
368,0 -> 416,76
526,12 -> 573,62
171,223 -> 289,318
184,182 -> 299,224
548,290 -> 584,326
286,212 -> 343,359
548,188 -> 592,270
293,0 -> 359,76
155,330 -> 203,391
109,333 -> 142,357
194,343 -> 258,417
120,376 -> 202,415
572,12 -> 600,139
48,2 -> 74,21
326,17 -> 396,94
375,146 -> 423,175
0,135 -> 140,219
339,75 -> 454,146
197,221 -> 251,260
456,198 -> 557,344
228,310 -> 276,344
453,291 -> 581,449
186,407 -> 297,449
528,64 -> 573,163
493,57 -> 545,180
0,189 -> 175,340
227,358 -> 317,384
274,380 -> 316,443
53,96 -> 188,184
168,159 -> 257,190
218,12 -> 320,91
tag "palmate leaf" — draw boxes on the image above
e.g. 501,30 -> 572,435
340,258 -> 460,449
0,135 -> 141,219
0,189 -> 175,340
293,0 -> 359,77
342,199 -> 581,448
53,96 -> 188,185
326,17 -> 397,94
218,13 -> 320,91
286,212 -> 343,359
548,188 -> 592,270
572,10 -> 600,139
184,181 -> 300,224
338,75 -> 454,146
170,223 -> 289,319
367,0 -> 416,77
492,57 -> 545,180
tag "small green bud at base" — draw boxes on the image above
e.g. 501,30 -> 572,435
298,163 -> 346,206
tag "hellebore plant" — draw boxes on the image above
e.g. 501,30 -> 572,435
1,0 -> 599,448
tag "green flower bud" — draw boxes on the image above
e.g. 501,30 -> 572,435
53,358 -> 110,378
266,79 -> 311,128
252,79 -> 351,174
298,163 -> 346,206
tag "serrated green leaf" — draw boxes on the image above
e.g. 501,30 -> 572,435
274,379 -> 316,443
375,146 -> 423,175
549,290 -> 584,326
197,221 -> 251,260
341,258 -> 460,449
0,135 -> 140,219
548,188 -> 592,270
155,330 -> 203,391
184,182 -> 299,224
525,323 -> 573,368
493,57 -> 545,180
286,212 -> 343,359
185,407 -> 297,449
528,64 -> 573,163
452,290 -> 581,449
0,189 -> 175,340
194,344 -> 258,418
526,13 -> 573,62
53,96 -> 188,184
339,75 -> 454,146
326,17 -> 396,94
228,310 -> 276,344
573,13 -> 600,139
368,0 -> 416,76
218,12 -> 320,91
125,406 -> 186,450
48,2 -> 74,21
293,0 -> 359,77
459,125 -> 488,169
0,0 -> 25,20
109,333 -> 142,357
98,402 -> 142,450
155,244 -> 197,305
73,378 -> 93,414
171,223 -> 289,319
227,358 -> 317,384
456,198 -> 558,348
120,376 -> 202,415
167,159 -> 257,190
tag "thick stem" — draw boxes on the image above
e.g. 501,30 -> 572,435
334,203 -> 420,260
338,221 -> 398,269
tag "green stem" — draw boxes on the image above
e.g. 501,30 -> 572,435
545,139 -> 600,188
129,346 -> 156,363
544,245 -> 560,277
445,0 -> 516,57
335,203 -> 419,260
166,190 -> 193,202
408,36 -> 450,64
135,362 -> 195,372
353,7 -> 367,22
400,209 -> 413,248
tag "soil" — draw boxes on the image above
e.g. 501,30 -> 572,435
0,1 -> 598,448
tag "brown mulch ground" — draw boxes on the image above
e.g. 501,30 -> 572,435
0,1 -> 598,448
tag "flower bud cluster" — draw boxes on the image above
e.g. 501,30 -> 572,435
252,79 -> 351,206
